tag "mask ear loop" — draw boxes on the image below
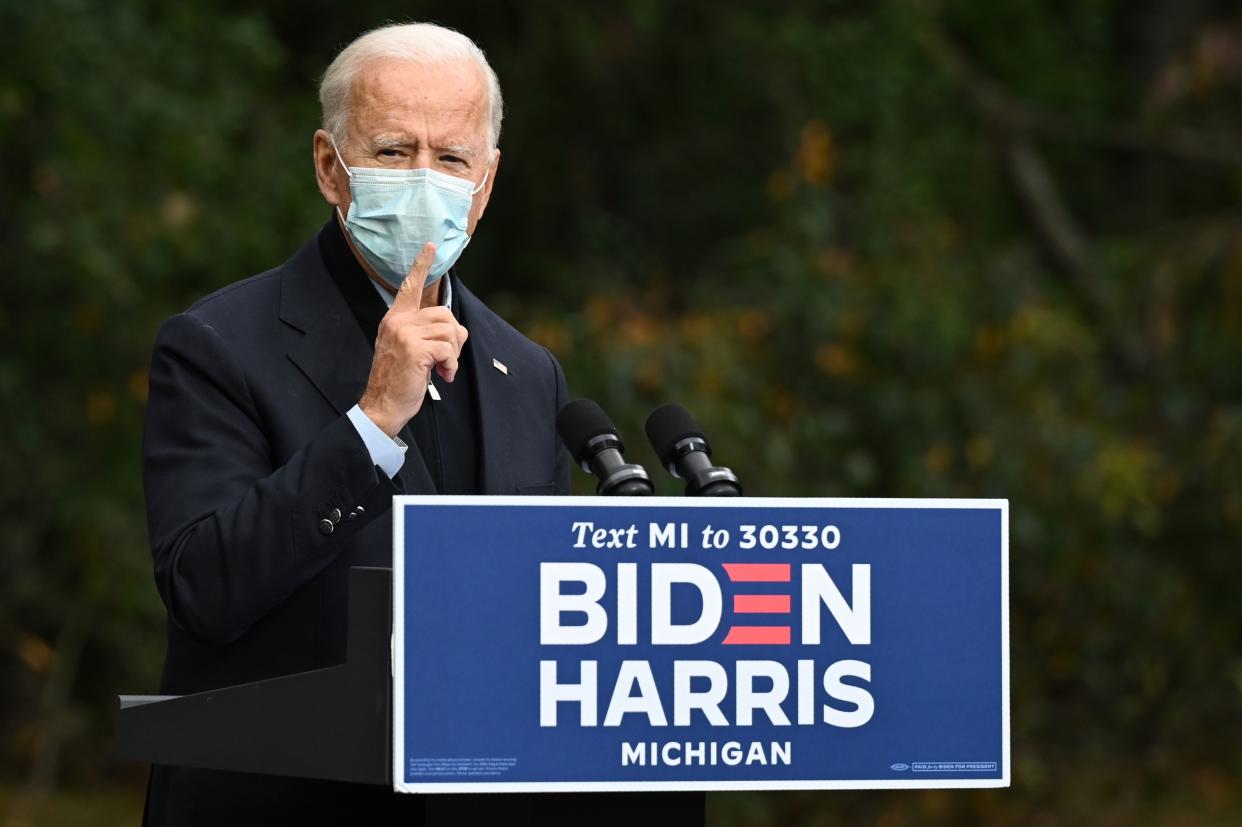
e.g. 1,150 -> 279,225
329,134 -> 353,226
329,134 -> 353,179
471,165 -> 490,195
471,149 -> 499,195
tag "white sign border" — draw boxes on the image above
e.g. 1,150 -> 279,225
392,496 -> 1010,793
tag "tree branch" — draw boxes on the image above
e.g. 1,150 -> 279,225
922,27 -> 1155,377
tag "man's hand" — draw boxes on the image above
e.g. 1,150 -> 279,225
358,243 -> 469,438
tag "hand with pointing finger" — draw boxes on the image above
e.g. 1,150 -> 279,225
358,242 -> 469,438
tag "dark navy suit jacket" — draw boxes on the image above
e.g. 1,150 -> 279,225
140,228 -> 703,826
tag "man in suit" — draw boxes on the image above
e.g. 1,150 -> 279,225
141,22 -> 702,825
139,21 -> 567,824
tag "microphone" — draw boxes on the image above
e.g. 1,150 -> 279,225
644,404 -> 742,496
556,399 -> 654,496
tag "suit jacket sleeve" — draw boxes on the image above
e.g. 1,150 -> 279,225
546,345 -> 572,495
142,312 -> 401,647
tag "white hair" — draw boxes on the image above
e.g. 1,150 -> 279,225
319,22 -> 503,151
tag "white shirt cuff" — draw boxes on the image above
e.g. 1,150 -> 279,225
347,404 -> 407,479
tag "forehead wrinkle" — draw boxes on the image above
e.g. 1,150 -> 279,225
349,57 -> 490,144
353,99 -> 487,152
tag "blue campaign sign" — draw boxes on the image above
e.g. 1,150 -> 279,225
392,496 -> 1009,792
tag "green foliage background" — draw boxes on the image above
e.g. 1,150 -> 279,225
1,1 -> 1239,824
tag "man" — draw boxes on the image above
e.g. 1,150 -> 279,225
142,21 -> 563,825
141,22 -> 701,826
137,22 -> 568,819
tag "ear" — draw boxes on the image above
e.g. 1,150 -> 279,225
313,129 -> 350,210
467,148 -> 500,234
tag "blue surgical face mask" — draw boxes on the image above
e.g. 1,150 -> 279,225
331,136 -> 489,289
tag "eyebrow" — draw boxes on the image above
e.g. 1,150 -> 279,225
371,135 -> 408,149
440,143 -> 478,160
370,135 -> 479,159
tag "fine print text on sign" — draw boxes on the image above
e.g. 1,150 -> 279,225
392,496 -> 1009,792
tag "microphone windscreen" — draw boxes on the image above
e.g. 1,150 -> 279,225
557,399 -> 619,462
644,404 -> 707,465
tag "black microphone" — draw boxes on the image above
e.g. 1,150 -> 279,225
557,399 -> 654,496
644,404 -> 742,496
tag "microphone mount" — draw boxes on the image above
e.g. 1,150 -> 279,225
557,399 -> 654,496
645,404 -> 742,497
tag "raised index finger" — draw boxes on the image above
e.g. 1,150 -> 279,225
391,242 -> 436,313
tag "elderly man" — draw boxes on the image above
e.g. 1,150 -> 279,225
142,22 -> 673,826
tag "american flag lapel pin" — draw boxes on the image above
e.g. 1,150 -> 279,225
492,357 -> 509,375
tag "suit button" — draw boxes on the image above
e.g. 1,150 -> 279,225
329,507 -> 342,523
318,518 -> 335,536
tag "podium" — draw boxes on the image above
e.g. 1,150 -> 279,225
118,497 -> 1008,796
115,566 -> 392,785
116,560 -> 707,825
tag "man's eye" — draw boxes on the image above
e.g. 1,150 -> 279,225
441,155 -> 465,164
378,149 -> 402,158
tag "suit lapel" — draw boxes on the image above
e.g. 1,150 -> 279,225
278,235 -> 436,495
457,280 -> 518,494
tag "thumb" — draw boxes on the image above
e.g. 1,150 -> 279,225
391,242 -> 436,312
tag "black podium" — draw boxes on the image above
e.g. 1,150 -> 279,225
115,566 -> 392,785
117,565 -> 706,826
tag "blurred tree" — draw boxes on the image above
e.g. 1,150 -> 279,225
1,0 -> 1239,824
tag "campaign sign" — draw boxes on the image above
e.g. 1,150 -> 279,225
392,496 -> 1009,792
